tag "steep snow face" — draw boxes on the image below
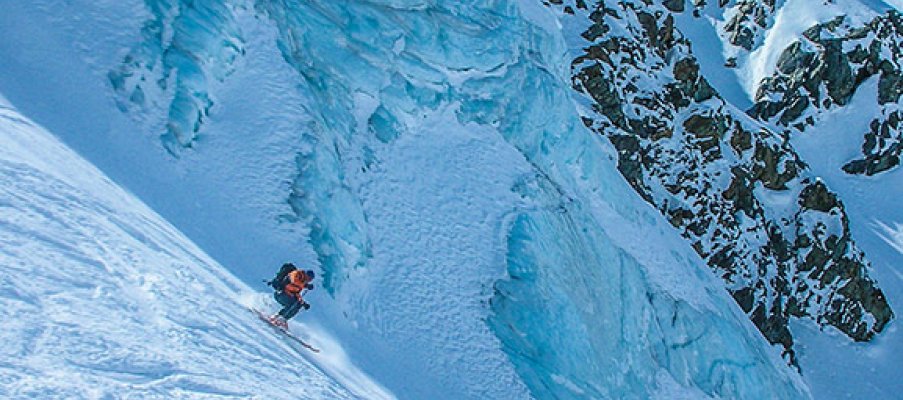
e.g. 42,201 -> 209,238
0,100 -> 390,399
787,78 -> 903,400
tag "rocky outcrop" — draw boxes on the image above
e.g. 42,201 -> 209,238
547,0 -> 892,364
721,0 -> 775,50
842,111 -> 902,175
750,12 -> 903,175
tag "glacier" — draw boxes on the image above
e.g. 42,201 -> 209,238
0,0 -> 826,398
108,0 -> 245,152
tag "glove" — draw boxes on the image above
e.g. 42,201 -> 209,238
306,283 -> 314,290
302,302 -> 311,310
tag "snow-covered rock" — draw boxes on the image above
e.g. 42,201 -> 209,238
751,11 -> 903,175
547,0 -> 892,365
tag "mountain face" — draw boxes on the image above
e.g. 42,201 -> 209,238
751,11 -> 903,175
1,0 -> 901,398
545,0 -> 894,365
95,0 -> 901,365
703,0 -> 902,177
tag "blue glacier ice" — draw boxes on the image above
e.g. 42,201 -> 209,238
108,0 -> 244,152
489,175 -> 808,398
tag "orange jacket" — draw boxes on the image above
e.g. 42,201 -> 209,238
284,270 -> 312,300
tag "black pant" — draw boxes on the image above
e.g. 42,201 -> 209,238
274,291 -> 304,320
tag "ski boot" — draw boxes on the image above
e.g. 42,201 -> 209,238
268,314 -> 288,330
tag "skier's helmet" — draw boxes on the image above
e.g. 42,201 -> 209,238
305,270 -> 316,280
283,262 -> 296,269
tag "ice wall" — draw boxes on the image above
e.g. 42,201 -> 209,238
109,0 -> 244,152
490,176 -> 809,399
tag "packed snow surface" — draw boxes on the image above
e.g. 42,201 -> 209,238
0,100 -> 392,399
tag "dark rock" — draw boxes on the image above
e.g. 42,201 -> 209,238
561,0 -> 894,366
729,126 -> 752,153
663,0 -> 685,13
799,180 -> 839,212
842,113 -> 903,175
684,114 -> 726,140
731,287 -> 756,313
722,172 -> 756,216
821,40 -> 855,105
693,78 -> 716,102
878,69 -> 903,104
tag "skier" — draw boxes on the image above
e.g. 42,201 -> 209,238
266,262 -> 315,329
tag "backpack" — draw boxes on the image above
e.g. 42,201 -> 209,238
268,263 -> 297,291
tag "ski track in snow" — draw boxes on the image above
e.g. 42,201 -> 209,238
0,103 -> 390,399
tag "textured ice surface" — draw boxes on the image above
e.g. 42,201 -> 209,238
109,0 -> 244,152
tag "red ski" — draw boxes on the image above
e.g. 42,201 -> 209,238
251,308 -> 321,353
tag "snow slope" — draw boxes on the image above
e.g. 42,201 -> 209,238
0,0 -> 315,286
788,78 -> 903,400
0,99 -> 392,399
